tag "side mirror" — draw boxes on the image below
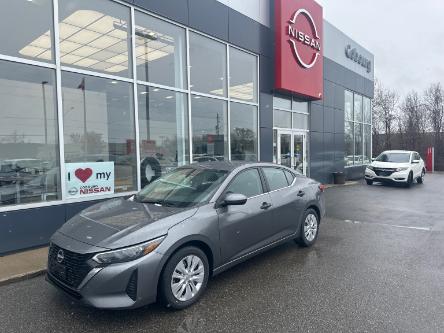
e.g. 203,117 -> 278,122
412,160 -> 420,164
222,193 -> 248,206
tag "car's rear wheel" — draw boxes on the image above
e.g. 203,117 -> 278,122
417,169 -> 425,184
366,179 -> 373,185
159,246 -> 209,310
296,209 -> 319,247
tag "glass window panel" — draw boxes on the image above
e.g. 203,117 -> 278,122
292,113 -> 308,130
59,0 -> 132,77
364,125 -> 372,164
0,60 -> 60,206
62,72 -> 137,193
363,97 -> 371,124
292,99 -> 308,113
190,33 -> 227,97
345,90 -> 353,121
273,95 -> 291,110
226,169 -> 263,198
1,0 -> 54,63
262,167 -> 288,191
229,47 -> 258,103
230,103 -> 258,162
273,110 -> 292,128
354,123 -> 363,165
191,96 -> 228,161
135,12 -> 186,89
354,94 -> 363,123
138,86 -> 189,187
345,121 -> 354,166
273,129 -> 277,164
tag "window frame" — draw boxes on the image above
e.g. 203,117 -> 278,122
0,0 -> 260,213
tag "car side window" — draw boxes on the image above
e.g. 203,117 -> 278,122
284,170 -> 295,185
225,169 -> 263,198
263,167 -> 289,191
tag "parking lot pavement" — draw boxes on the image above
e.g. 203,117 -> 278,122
0,176 -> 443,333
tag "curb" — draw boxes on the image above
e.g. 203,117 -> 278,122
325,181 -> 359,189
0,269 -> 47,287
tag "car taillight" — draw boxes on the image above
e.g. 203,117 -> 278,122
318,184 -> 325,192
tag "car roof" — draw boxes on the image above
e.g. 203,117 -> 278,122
382,150 -> 414,154
179,161 -> 286,172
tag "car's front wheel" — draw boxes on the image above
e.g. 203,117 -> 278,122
296,209 -> 319,247
159,246 -> 209,310
417,169 -> 425,184
366,179 -> 373,185
405,172 -> 413,188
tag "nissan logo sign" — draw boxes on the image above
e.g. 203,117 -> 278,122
56,249 -> 65,263
287,8 -> 321,69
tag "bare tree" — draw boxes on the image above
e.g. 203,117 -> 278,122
372,80 -> 399,151
424,83 -> 444,145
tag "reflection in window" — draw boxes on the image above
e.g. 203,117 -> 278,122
135,12 -> 186,89
61,72 -> 137,193
364,125 -> 372,164
190,33 -> 227,97
226,169 -> 263,198
363,97 -> 371,124
262,168 -> 288,191
273,95 -> 292,110
0,60 -> 60,206
230,103 -> 258,162
138,86 -> 189,187
4,0 -> 55,63
57,0 -> 132,77
274,110 -> 292,128
345,90 -> 353,121
229,47 -> 257,102
354,94 -> 363,123
191,96 -> 228,161
345,121 -> 354,167
354,123 -> 363,165
293,113 -> 308,130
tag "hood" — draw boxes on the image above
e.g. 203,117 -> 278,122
58,198 -> 198,250
371,161 -> 409,169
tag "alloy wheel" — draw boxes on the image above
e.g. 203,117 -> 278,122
171,255 -> 205,302
304,213 -> 318,242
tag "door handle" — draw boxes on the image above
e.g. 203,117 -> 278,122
260,202 -> 272,210
297,190 -> 305,197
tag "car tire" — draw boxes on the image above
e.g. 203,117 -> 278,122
405,172 -> 413,188
366,179 -> 373,185
417,169 -> 425,184
295,208 -> 320,247
159,246 -> 209,310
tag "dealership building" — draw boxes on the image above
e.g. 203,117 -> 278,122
0,0 -> 374,254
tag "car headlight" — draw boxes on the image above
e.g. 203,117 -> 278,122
92,236 -> 166,265
396,167 -> 409,172
366,165 -> 374,171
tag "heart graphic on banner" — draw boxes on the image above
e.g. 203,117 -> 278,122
75,168 -> 93,183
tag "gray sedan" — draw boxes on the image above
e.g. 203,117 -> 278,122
47,162 -> 325,310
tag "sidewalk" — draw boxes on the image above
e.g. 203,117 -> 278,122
0,247 -> 48,286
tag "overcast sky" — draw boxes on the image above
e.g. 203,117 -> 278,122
317,0 -> 444,99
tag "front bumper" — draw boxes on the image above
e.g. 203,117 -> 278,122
47,242 -> 164,309
364,169 -> 409,183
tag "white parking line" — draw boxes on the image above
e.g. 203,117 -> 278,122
341,219 -> 431,231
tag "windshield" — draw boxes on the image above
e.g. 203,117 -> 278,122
135,168 -> 229,208
376,152 -> 411,163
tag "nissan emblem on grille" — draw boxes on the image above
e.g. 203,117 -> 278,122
56,249 -> 64,263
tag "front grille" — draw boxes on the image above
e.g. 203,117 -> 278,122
47,273 -> 82,299
48,244 -> 93,289
126,270 -> 138,301
374,168 -> 396,177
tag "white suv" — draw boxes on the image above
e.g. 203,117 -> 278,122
365,150 -> 426,187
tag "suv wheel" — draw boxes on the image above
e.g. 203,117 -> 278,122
405,172 -> 413,188
366,179 -> 373,185
296,208 -> 319,247
159,246 -> 209,310
417,169 -> 425,184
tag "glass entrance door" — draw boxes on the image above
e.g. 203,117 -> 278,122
277,130 -> 307,175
